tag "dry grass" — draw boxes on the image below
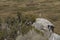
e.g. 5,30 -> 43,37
0,0 -> 60,34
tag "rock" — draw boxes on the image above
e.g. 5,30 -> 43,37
16,18 -> 59,40
16,29 -> 47,40
49,33 -> 60,40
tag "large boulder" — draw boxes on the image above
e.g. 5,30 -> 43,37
16,18 -> 57,40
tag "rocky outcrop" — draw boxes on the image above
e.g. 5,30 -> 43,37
16,18 -> 52,40
16,18 -> 60,40
16,29 -> 48,40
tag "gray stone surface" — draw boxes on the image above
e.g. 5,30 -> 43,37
16,30 -> 47,40
49,33 -> 60,40
16,18 -> 60,40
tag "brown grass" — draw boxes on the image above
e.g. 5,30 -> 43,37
0,0 -> 60,34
